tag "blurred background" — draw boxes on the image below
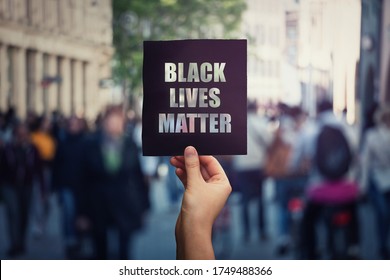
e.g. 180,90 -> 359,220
0,0 -> 390,260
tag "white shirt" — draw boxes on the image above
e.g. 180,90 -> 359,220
233,113 -> 272,171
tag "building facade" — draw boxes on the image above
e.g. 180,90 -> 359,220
294,0 -> 361,120
0,0 -> 114,119
243,0 -> 361,120
243,0 -> 286,104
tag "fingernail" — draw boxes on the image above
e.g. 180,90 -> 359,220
185,146 -> 197,157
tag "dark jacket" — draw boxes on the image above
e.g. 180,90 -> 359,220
1,142 -> 45,190
79,132 -> 149,232
52,132 -> 85,191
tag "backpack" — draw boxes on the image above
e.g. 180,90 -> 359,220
264,128 -> 292,178
315,125 -> 352,180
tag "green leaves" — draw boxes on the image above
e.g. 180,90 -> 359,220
112,0 -> 246,95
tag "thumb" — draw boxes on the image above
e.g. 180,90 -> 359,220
184,146 -> 203,182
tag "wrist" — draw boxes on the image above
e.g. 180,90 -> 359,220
180,209 -> 214,234
176,210 -> 215,260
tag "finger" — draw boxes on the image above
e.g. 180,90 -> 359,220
174,155 -> 212,181
183,146 -> 203,182
174,156 -> 185,163
177,155 -> 210,180
170,157 -> 185,169
175,156 -> 211,181
175,168 -> 187,186
199,156 -> 226,178
200,165 -> 211,181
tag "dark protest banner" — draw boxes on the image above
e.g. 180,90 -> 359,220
142,39 -> 247,156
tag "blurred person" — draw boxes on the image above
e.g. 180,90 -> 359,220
360,105 -> 390,259
170,146 -> 232,259
164,156 -> 182,209
80,117 -> 91,134
4,107 -> 18,129
290,100 -> 359,259
30,115 -> 56,164
125,109 -> 137,136
51,110 -> 67,143
290,100 -> 358,189
0,111 -> 11,208
266,105 -> 308,255
79,106 -> 148,259
52,116 -> 86,259
30,115 -> 56,236
363,102 -> 379,132
129,116 -> 151,213
233,100 -> 272,242
25,111 -> 38,132
94,112 -> 104,134
0,123 -> 45,257
216,155 -> 236,185
0,129 -> 4,206
0,108 -> 17,144
132,116 -> 158,196
0,112 -> 6,146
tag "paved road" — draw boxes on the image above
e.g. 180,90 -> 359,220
0,177 -> 381,260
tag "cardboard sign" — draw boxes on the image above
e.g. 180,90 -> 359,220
142,39 -> 247,156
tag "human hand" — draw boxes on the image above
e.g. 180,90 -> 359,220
170,146 -> 232,259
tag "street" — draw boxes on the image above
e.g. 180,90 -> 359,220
0,177 -> 381,260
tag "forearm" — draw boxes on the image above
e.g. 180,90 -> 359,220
176,213 -> 215,260
172,146 -> 231,260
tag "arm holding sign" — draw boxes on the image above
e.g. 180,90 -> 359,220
170,146 -> 232,260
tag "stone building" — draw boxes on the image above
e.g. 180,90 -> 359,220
243,0 -> 286,104
293,0 -> 361,120
0,0 -> 114,119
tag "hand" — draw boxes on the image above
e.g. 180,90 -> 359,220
170,146 -> 232,259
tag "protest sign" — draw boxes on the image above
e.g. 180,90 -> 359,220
142,39 -> 247,156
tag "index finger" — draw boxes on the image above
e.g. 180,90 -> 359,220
170,156 -> 185,169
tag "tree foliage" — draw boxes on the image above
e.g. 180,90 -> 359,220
112,0 -> 247,94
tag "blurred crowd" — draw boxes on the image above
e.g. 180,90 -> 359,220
217,99 -> 390,260
1,99 -> 390,260
0,106 -> 154,259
